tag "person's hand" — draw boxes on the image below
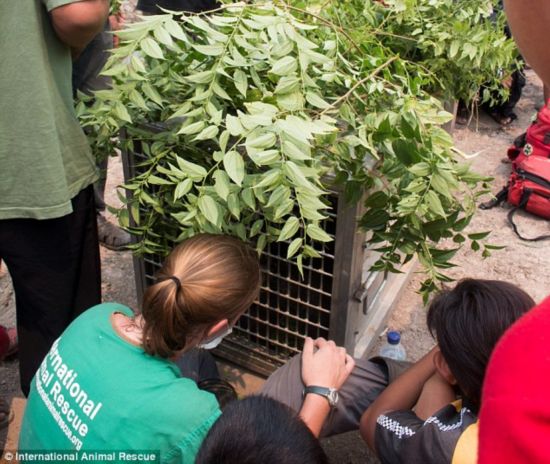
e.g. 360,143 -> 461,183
301,337 -> 355,389
109,13 -> 122,47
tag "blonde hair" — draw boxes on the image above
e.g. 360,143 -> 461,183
141,234 -> 261,358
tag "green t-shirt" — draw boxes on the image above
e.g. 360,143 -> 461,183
0,0 -> 98,220
19,303 -> 221,463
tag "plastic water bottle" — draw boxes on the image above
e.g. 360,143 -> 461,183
379,331 -> 407,361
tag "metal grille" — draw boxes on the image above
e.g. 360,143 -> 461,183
121,125 -> 370,377
217,199 -> 337,373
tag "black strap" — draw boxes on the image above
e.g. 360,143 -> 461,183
507,190 -> 550,241
480,186 -> 508,210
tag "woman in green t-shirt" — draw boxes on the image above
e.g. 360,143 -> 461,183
20,234 -> 354,463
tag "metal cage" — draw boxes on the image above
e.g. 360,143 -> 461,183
121,126 -> 411,377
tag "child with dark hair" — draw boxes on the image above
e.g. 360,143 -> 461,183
195,396 -> 329,464
360,279 -> 535,464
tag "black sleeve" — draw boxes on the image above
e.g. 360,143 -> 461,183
137,0 -> 219,14
374,409 -> 462,464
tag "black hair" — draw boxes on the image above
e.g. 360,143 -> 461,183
427,278 -> 534,411
195,395 -> 329,464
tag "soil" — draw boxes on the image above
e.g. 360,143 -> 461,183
1,70 -> 549,462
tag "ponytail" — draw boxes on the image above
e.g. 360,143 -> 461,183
141,234 -> 260,358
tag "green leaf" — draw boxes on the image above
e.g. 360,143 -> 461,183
306,224 -> 332,242
198,195 -> 220,227
193,43 -> 225,56
147,175 -> 172,185
449,40 -> 460,59
142,83 -> 163,106
283,141 -> 310,161
364,191 -> 389,208
278,216 -> 300,242
130,55 -> 147,73
430,174 -> 453,200
213,170 -> 230,201
223,151 -> 245,186
484,244 -> 506,250
164,18 -> 188,42
249,219 -> 263,238
233,69 -> 248,97
227,193 -> 240,220
306,91 -> 330,109
177,120 -> 205,136
468,231 -> 491,240
140,37 -> 164,60
409,162 -> 431,177
175,157 -> 207,180
226,114 -> 244,136
275,76 -> 300,94
194,125 -> 219,141
287,238 -> 302,259
360,209 -> 390,230
153,27 -> 174,47
174,178 -> 193,201
219,130 -> 229,153
271,56 -> 298,75
254,169 -> 280,189
212,81 -> 232,100
241,188 -> 256,209
425,191 -> 447,218
185,70 -> 215,84
249,149 -> 280,166
284,161 -> 320,194
114,103 -> 132,123
246,132 -> 277,149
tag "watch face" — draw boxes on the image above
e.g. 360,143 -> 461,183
327,389 -> 339,407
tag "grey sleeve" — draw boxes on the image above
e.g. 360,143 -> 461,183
260,354 -> 389,437
42,0 -> 85,12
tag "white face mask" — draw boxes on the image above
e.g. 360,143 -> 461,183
198,326 -> 233,350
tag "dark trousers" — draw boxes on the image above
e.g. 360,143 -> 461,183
0,185 -> 101,395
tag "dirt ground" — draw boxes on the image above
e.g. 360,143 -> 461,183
1,70 -> 549,462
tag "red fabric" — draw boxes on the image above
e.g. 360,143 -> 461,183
0,325 -> 9,360
509,102 -> 550,165
479,296 -> 550,463
507,155 -> 550,219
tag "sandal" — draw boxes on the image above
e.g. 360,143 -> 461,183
0,398 -> 12,430
97,215 -> 131,251
0,326 -> 18,361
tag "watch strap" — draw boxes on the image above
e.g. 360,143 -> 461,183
303,385 -> 339,407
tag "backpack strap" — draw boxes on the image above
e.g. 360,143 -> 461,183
508,190 -> 550,241
479,186 -> 508,210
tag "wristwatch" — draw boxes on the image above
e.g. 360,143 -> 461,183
303,385 -> 339,407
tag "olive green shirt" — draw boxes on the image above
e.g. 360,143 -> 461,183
0,0 -> 98,220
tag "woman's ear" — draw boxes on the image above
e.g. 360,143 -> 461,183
204,319 -> 229,339
434,350 -> 457,386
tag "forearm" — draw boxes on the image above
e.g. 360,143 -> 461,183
50,0 -> 109,50
413,372 -> 456,421
504,0 -> 550,86
360,348 -> 437,450
299,394 -> 331,437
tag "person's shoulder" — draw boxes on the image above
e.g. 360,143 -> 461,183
375,401 -> 477,464
162,401 -> 221,464
64,302 -> 133,334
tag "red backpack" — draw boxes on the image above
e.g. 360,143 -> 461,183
481,104 -> 550,241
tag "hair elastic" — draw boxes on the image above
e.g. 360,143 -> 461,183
168,276 -> 182,290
